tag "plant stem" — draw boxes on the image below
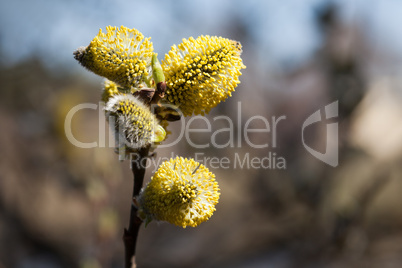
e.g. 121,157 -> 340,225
123,146 -> 150,268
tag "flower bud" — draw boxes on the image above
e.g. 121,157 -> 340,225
105,94 -> 165,150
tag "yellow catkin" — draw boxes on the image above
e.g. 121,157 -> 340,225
75,26 -> 153,90
102,79 -> 121,103
104,95 -> 164,149
139,157 -> 220,228
162,35 -> 246,116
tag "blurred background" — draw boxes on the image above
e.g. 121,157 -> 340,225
1,0 -> 402,267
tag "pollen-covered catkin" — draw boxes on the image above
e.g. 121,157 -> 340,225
162,36 -> 246,116
74,26 -> 154,90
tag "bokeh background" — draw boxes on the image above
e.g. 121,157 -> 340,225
1,0 -> 402,267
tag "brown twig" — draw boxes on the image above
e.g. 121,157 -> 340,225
123,80 -> 166,268
123,146 -> 150,268
150,81 -> 166,105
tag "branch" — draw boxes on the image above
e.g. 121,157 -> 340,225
123,146 -> 150,268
